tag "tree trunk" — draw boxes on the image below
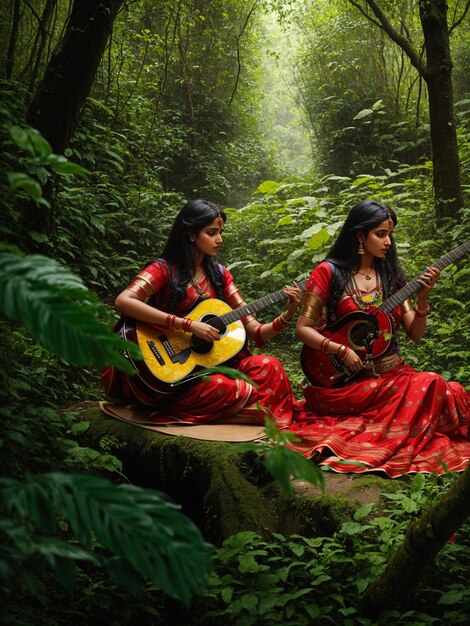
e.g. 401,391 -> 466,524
349,0 -> 464,220
5,0 -> 21,79
420,0 -> 463,218
26,0 -> 58,94
360,462 -> 470,618
25,0 -> 124,236
27,0 -> 124,153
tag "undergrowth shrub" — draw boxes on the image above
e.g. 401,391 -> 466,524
191,473 -> 470,626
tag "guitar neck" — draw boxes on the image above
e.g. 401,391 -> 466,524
215,279 -> 308,327
379,240 -> 470,314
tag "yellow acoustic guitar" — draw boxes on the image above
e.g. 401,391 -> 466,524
121,280 -> 307,394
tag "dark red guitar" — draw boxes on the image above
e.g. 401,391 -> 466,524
301,240 -> 470,387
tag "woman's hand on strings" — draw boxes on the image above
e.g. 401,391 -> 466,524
342,347 -> 366,373
190,321 -> 221,342
284,284 -> 303,318
418,267 -> 440,294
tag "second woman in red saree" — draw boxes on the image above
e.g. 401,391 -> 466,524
291,200 -> 470,477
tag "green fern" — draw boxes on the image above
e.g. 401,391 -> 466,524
0,252 -> 139,372
0,472 -> 212,604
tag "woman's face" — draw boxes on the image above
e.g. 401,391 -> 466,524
193,217 -> 223,259
361,219 -> 393,259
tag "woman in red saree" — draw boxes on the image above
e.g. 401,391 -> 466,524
292,200 -> 470,477
102,199 -> 302,426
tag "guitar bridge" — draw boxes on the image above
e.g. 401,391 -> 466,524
147,340 -> 165,366
159,334 -> 192,364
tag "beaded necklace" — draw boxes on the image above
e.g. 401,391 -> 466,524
349,273 -> 382,309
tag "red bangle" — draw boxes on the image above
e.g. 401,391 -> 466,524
182,317 -> 192,332
272,315 -> 289,332
338,344 -> 349,360
415,304 -> 430,319
320,337 -> 331,353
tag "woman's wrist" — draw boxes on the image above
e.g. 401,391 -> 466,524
337,344 -> 350,360
168,315 -> 193,331
415,303 -> 430,319
181,317 -> 193,332
272,312 -> 290,332
280,311 -> 292,324
319,338 -> 350,360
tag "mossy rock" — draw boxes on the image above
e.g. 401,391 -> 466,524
78,404 -> 395,544
264,482 -> 358,536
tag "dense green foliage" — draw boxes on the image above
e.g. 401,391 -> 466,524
193,474 -> 470,625
1,0 -> 470,622
5,471 -> 470,625
1,124 -> 213,615
2,472 -> 212,602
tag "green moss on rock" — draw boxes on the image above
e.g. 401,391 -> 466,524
82,407 -> 273,544
265,482 -> 358,536
79,405 -> 386,545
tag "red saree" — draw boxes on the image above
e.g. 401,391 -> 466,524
288,262 -> 470,477
102,261 -> 298,427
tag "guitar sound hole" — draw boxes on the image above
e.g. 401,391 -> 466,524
190,313 -> 227,354
350,320 -> 378,348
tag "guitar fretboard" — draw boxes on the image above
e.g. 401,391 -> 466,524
210,279 -> 308,330
379,240 -> 470,314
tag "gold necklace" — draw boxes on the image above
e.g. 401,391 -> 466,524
356,267 -> 374,281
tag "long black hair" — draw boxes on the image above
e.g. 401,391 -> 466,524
155,199 -> 227,311
326,200 -> 406,310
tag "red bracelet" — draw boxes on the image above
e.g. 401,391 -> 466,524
272,318 -> 281,332
415,304 -> 430,319
272,315 -> 289,332
320,337 -> 331,353
338,344 -> 349,360
182,317 -> 193,332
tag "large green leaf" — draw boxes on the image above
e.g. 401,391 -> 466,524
9,126 -> 52,159
0,473 -> 212,604
264,445 -> 325,495
0,252 -> 139,372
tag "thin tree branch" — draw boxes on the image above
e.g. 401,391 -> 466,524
449,0 -> 470,34
347,0 -> 381,28
5,0 -> 21,79
22,0 -> 42,23
347,0 -> 425,76
227,0 -> 261,108
361,462 -> 470,618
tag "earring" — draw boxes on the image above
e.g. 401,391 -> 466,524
358,241 -> 365,255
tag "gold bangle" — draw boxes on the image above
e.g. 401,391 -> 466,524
300,291 -> 324,321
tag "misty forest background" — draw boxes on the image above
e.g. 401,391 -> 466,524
1,0 -> 470,624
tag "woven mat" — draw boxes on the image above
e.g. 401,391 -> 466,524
99,401 -> 265,442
